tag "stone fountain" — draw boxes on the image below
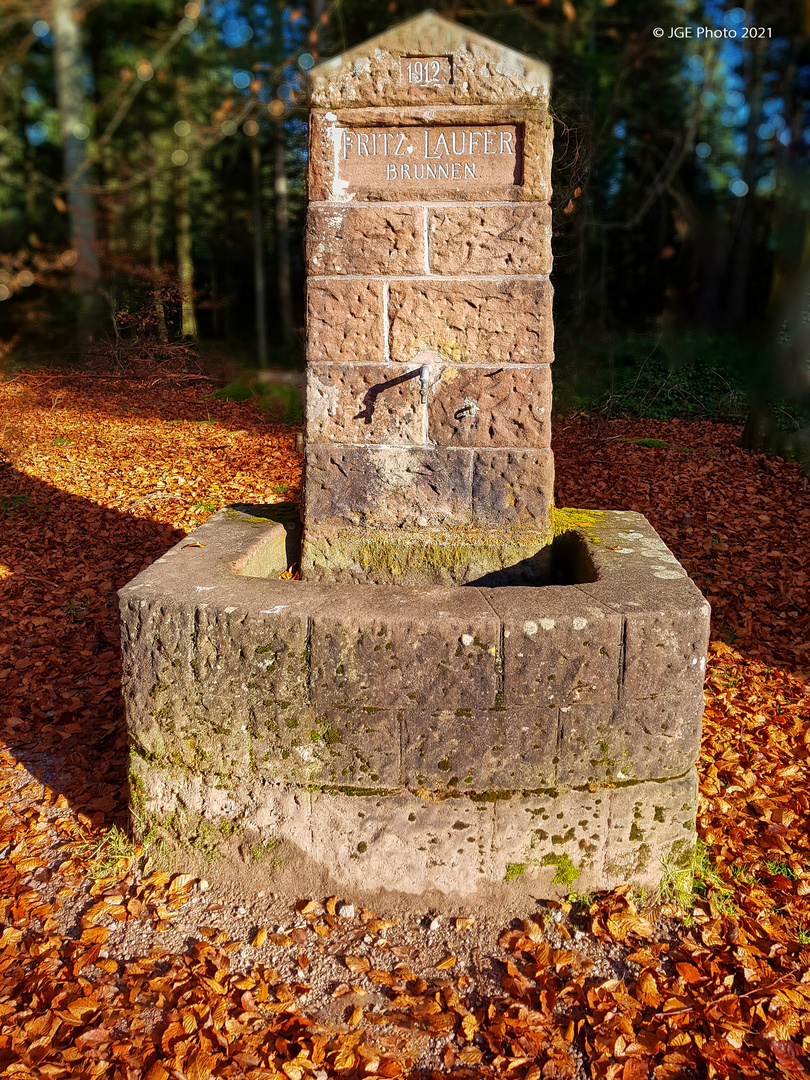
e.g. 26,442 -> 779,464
119,13 -> 709,908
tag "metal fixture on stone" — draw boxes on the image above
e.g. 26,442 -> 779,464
119,13 -> 710,908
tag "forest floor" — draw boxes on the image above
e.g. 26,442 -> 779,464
0,365 -> 809,1079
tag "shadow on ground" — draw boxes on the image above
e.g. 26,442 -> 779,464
0,461 -> 183,823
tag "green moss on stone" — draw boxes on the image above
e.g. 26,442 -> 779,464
505,862 -> 525,883
541,853 -> 580,887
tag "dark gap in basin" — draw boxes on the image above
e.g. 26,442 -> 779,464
464,529 -> 599,587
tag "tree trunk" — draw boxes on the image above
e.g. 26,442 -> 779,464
273,113 -> 293,347
250,129 -> 269,366
173,95 -> 197,340
149,171 -> 168,344
52,0 -> 100,334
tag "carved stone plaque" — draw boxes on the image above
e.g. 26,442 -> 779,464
336,124 -> 521,191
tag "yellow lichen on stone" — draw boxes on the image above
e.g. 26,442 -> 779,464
552,507 -> 604,537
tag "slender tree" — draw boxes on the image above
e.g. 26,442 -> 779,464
52,0 -> 99,334
249,121 -> 269,364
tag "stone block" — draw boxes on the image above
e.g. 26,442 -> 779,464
428,365 -> 551,448
299,522 -> 552,587
622,602 -> 710,702
307,14 -> 551,116
401,706 -> 557,792
605,770 -> 698,886
307,204 -> 424,275
306,364 -> 424,445
429,205 -> 551,275
310,585 -> 500,713
306,791 -> 496,896
573,515 -> 710,703
556,692 -> 704,787
308,105 -> 551,203
577,579 -> 709,703
389,278 -> 553,365
303,445 -> 472,527
120,596 -> 313,779
493,787 -> 607,894
307,278 -> 384,363
472,449 -> 554,527
492,772 -> 698,896
248,695 -> 400,789
487,586 -> 621,708
285,708 -> 402,789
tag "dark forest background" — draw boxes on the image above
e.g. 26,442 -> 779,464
1,0 -> 809,455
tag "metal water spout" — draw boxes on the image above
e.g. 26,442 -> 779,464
419,363 -> 430,404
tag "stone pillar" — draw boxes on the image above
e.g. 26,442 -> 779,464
300,13 -> 555,586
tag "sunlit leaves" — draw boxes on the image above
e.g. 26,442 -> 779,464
1,381 -> 810,1077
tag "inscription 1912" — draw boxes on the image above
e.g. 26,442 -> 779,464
401,56 -> 452,86
336,125 -> 521,188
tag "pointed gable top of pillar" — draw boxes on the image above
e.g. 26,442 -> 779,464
309,10 -> 551,110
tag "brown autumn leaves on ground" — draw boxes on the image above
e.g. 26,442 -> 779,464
0,366 -> 809,1079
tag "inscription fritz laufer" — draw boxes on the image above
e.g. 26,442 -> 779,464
335,124 -> 521,187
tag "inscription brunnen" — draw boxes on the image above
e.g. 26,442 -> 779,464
337,126 -> 521,186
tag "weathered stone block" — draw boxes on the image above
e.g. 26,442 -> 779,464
429,205 -> 552,275
305,791 -> 497,896
487,586 -> 621,708
307,278 -> 384,363
310,586 -> 500,712
622,602 -> 710,702
306,364 -> 424,445
299,522 -> 552,587
308,106 -> 551,204
247,692 -> 400,789
307,204 -> 424,275
303,444 -> 472,527
389,278 -> 554,365
121,597 -> 313,779
401,706 -> 557,792
428,365 -> 551,448
472,449 -> 554,527
577,558 -> 709,703
605,771 -> 698,885
556,692 -> 704,787
492,772 -> 698,897
295,708 -> 402,789
493,787 -> 607,893
308,14 -> 551,116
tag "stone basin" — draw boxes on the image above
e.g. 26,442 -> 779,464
120,504 -> 709,909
